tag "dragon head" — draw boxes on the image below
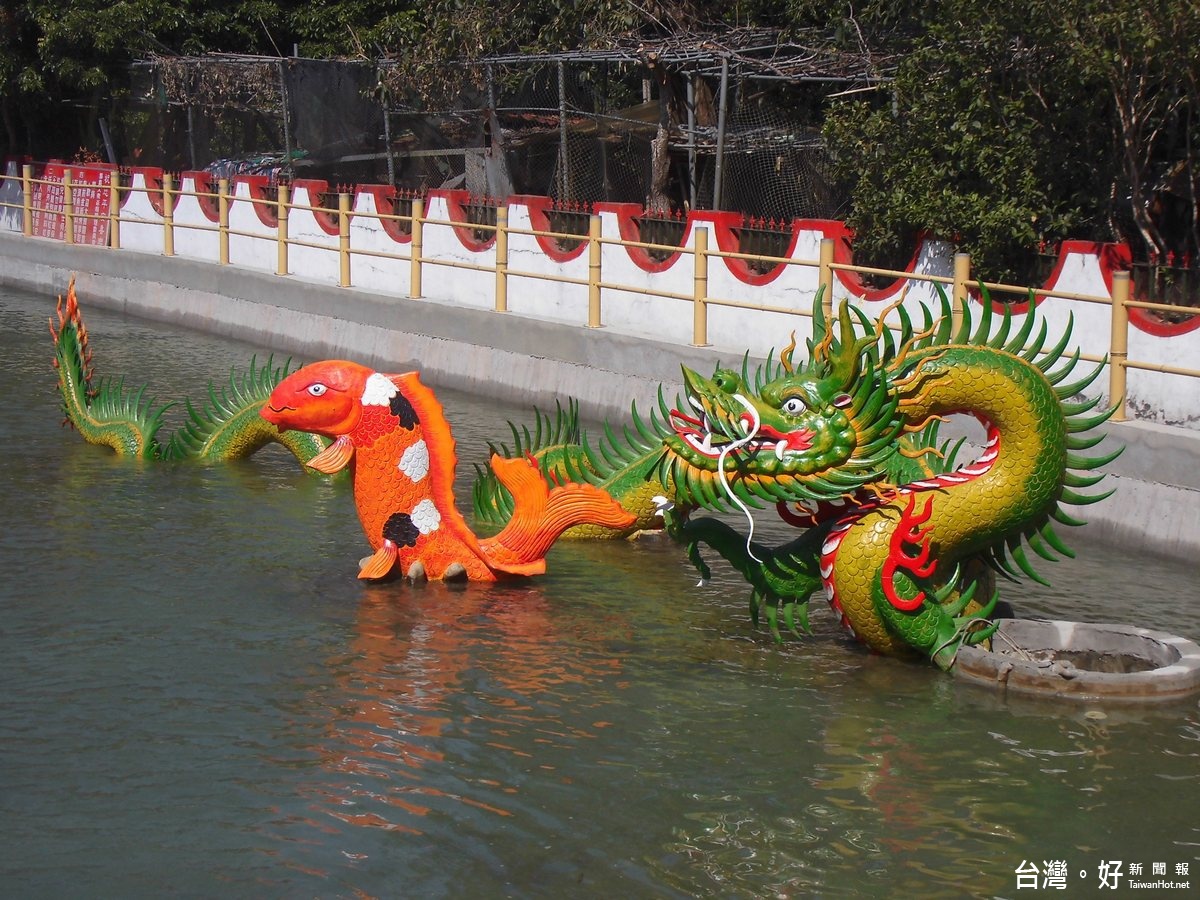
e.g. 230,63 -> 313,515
660,302 -> 906,509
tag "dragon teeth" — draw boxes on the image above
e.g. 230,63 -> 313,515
775,440 -> 788,461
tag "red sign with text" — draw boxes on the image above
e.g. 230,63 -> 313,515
30,163 -> 114,245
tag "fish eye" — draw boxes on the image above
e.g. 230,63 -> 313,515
782,397 -> 806,415
307,383 -> 328,397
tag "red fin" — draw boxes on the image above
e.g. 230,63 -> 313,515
357,542 -> 398,580
489,559 -> 547,576
307,434 -> 355,474
482,454 -> 634,567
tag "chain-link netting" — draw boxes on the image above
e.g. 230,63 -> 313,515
123,54 -> 849,230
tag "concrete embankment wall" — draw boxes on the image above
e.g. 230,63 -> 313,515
4,231 -> 1198,559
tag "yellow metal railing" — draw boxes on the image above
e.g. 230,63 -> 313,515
4,162 -> 1198,423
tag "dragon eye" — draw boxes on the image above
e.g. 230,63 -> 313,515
782,397 -> 806,415
307,383 -> 328,397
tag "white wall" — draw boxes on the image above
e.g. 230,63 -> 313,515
10,163 -> 1199,428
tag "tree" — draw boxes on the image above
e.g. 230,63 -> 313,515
822,0 -> 1110,282
1062,0 -> 1199,265
823,0 -> 1197,283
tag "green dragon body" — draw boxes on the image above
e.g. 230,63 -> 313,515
476,291 -> 1119,670
471,396 -> 690,539
656,293 -> 1120,668
50,280 -> 327,466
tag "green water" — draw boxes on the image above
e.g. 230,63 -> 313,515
1,285 -> 1197,898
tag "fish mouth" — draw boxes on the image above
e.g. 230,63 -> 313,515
260,402 -> 295,427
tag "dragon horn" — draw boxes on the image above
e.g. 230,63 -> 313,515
779,332 -> 798,374
823,301 -> 876,389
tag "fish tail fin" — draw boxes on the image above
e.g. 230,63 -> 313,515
484,454 -> 635,569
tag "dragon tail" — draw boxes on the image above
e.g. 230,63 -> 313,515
49,278 -> 168,458
480,454 -> 635,573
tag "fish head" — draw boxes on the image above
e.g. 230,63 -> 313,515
261,360 -> 373,437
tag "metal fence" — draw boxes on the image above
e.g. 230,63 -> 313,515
7,162 -> 1200,424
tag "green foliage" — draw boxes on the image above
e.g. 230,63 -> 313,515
823,0 -> 1109,282
823,0 -> 1197,281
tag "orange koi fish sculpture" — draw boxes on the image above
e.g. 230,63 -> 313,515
262,360 -> 635,581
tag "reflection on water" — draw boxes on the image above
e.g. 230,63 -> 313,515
1,286 -> 1198,897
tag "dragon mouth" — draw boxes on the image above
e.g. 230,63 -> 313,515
669,401 -> 740,459
670,394 -> 815,463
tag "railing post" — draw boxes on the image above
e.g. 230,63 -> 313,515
952,252 -> 970,335
21,164 -> 33,237
63,171 -> 75,244
692,226 -> 709,346
218,177 -> 230,265
494,204 -> 508,312
108,173 -> 121,249
161,172 -> 174,257
276,182 -> 289,276
587,213 -> 603,328
818,237 -> 835,322
409,197 -> 424,299
1109,270 -> 1130,422
338,191 -> 352,288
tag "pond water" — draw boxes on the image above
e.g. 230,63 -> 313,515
2,284 -> 1198,898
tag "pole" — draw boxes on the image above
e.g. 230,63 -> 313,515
162,172 -> 174,256
692,226 -> 709,346
819,237 -> 835,322
1109,271 -> 1130,422
108,172 -> 121,249
495,204 -> 508,312
63,172 -> 75,245
952,252 -> 970,336
409,197 -> 424,299
713,56 -> 729,211
218,177 -> 230,265
588,213 -> 602,328
338,191 -> 352,287
276,182 -> 289,275
21,164 -> 32,237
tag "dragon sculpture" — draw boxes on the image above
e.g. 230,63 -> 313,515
474,291 -> 1120,670
655,292 -> 1121,669
49,278 -> 327,466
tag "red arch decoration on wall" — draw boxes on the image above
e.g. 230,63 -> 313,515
357,185 -> 413,244
594,202 -> 688,272
235,175 -> 279,227
516,195 -> 588,263
127,166 -> 177,217
438,189 -> 497,252
292,179 -> 341,235
183,171 -> 220,222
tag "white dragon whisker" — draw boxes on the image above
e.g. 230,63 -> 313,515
716,393 -> 763,563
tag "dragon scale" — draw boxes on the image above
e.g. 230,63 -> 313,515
655,291 -> 1119,667
823,345 -> 1068,660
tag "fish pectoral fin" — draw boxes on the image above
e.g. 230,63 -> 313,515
357,541 -> 398,580
307,434 -> 355,474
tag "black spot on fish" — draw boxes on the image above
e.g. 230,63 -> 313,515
390,394 -> 418,429
382,512 -> 420,547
